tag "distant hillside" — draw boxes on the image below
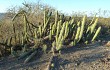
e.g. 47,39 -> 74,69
0,13 -> 5,20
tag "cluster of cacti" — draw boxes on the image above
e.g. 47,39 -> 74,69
15,10 -> 101,53
51,12 -> 101,52
0,9 -> 101,62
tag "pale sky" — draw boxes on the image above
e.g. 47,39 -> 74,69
0,0 -> 110,16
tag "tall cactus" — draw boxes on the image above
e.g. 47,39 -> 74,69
12,23 -> 17,44
90,18 -> 98,34
41,10 -> 51,37
92,26 -> 101,42
49,23 -> 52,40
21,33 -> 24,45
52,23 -> 56,35
23,14 -> 28,42
55,10 -> 58,26
64,22 -> 69,39
34,28 -> 37,44
89,14 -> 97,26
55,22 -> 66,51
44,10 -> 46,28
38,25 -> 42,37
7,37 -> 12,46
74,26 -> 81,45
78,16 -> 86,42
56,21 -> 61,41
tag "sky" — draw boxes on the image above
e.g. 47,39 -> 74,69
0,0 -> 110,16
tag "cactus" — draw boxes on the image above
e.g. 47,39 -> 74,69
12,23 -> 17,44
57,22 -> 66,42
74,26 -> 81,45
42,44 -> 47,53
86,26 -> 91,33
69,22 -> 76,38
39,25 -> 42,37
34,28 -> 37,43
18,32 -> 21,44
55,22 -> 66,51
56,21 -> 61,42
90,18 -> 98,34
64,22 -> 69,39
11,46 -> 17,57
39,10 -> 51,37
52,23 -> 56,35
24,50 -> 37,63
18,49 -> 33,60
49,23 -> 52,40
89,14 -> 97,26
51,10 -> 58,35
55,10 -> 58,26
70,18 -> 74,25
44,10 -> 46,27
77,21 -> 81,26
92,26 -> 101,42
78,16 -> 86,42
22,44 -> 28,52
7,37 -> 12,46
21,33 -> 24,45
23,14 -> 28,42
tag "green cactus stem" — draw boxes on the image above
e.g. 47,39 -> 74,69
78,16 -> 86,42
92,26 -> 101,42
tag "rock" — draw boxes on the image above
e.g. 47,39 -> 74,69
67,64 -> 71,68
98,40 -> 101,42
104,41 -> 110,47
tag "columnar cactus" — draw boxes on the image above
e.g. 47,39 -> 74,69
74,26 -> 81,45
78,16 -> 86,42
23,14 -> 28,41
10,9 -> 102,59
90,18 -> 98,34
55,11 -> 58,26
92,26 -> 101,41
49,23 -> 52,40
55,22 -> 66,51
34,28 -> 37,43
12,23 -> 17,44
64,22 -> 69,39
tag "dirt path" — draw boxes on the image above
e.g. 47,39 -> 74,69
0,42 -> 110,70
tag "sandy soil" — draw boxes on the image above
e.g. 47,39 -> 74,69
0,42 -> 110,70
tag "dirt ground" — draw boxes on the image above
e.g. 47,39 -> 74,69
0,42 -> 110,70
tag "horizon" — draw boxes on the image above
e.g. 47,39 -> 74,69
0,0 -> 110,17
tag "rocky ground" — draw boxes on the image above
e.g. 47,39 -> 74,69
0,42 -> 110,70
